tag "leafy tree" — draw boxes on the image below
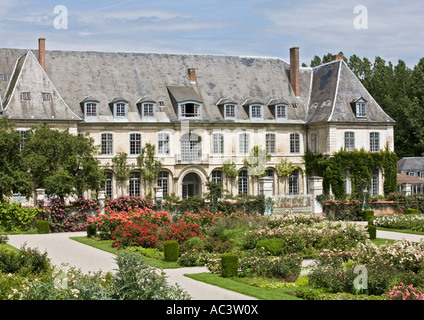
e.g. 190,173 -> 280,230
222,160 -> 238,193
0,117 -> 31,200
137,143 -> 162,195
22,124 -> 104,199
111,152 -> 133,196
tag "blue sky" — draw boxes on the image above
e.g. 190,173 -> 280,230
0,0 -> 423,67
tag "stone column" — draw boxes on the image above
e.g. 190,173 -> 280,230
98,190 -> 105,214
309,176 -> 323,215
259,177 -> 274,215
404,183 -> 412,196
35,189 -> 45,206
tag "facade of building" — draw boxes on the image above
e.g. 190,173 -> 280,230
0,39 -> 395,201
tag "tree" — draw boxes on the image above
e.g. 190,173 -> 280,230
0,117 -> 32,200
137,143 -> 162,196
23,124 -> 104,199
275,158 -> 301,195
222,160 -> 238,194
111,152 -> 133,196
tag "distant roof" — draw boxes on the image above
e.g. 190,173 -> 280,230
398,157 -> 424,172
397,173 -> 424,185
0,47 -> 395,125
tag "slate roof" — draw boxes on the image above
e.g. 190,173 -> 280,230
0,47 -> 395,126
398,157 -> 424,173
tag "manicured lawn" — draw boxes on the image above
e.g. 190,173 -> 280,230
185,273 -> 302,300
70,236 -> 181,269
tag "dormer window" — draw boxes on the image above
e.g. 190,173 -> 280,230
352,97 -> 367,118
0,74 -> 7,81
22,92 -> 31,101
115,103 -> 127,117
179,101 -> 202,119
224,104 -> 237,119
275,104 -> 288,120
42,93 -> 51,101
142,102 -> 155,118
86,102 -> 98,117
249,104 -> 263,120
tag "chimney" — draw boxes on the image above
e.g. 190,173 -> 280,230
331,54 -> 344,61
188,68 -> 196,83
38,38 -> 46,70
290,47 -> 300,97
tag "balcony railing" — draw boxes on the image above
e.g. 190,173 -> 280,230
175,153 -> 209,164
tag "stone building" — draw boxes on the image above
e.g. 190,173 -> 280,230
0,38 -> 395,201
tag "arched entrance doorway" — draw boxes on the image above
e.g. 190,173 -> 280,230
182,172 -> 201,198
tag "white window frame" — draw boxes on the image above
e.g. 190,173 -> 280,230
129,172 -> 141,197
142,102 -> 156,118
275,104 -> 288,121
158,132 -> 170,155
224,104 -> 237,120
101,133 -> 113,155
129,133 -> 142,155
114,102 -> 128,118
239,132 -> 250,155
212,170 -> 223,185
238,170 -> 249,195
179,101 -> 202,119
104,171 -> 113,198
356,102 -> 367,118
290,133 -> 300,154
42,93 -> 51,101
371,169 -> 379,196
157,171 -> 169,195
250,104 -> 263,120
370,132 -> 380,152
266,133 -> 276,155
212,133 -> 224,155
85,102 -> 98,117
289,170 -> 299,195
344,131 -> 355,151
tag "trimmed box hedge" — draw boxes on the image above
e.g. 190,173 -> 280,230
362,210 -> 374,221
164,240 -> 179,261
405,208 -> 419,215
36,220 -> 50,234
221,253 -> 239,277
366,225 -> 376,240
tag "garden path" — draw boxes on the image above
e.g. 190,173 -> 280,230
6,228 -> 424,300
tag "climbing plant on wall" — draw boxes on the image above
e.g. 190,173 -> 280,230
304,147 -> 397,200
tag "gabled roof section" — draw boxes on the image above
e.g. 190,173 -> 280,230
306,60 -> 395,124
2,50 -> 81,120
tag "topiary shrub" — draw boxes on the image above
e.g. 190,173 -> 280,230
164,240 -> 179,262
86,223 -> 97,238
366,225 -> 377,240
362,210 -> 374,221
221,253 -> 239,278
36,220 -> 50,234
405,208 -> 419,215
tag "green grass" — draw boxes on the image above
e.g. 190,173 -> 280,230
70,236 -> 181,269
185,273 -> 302,300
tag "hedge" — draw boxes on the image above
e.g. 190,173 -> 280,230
221,253 -> 239,277
164,240 -> 179,262
36,220 -> 50,234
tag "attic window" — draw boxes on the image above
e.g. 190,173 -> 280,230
356,102 -> 367,117
22,92 -> 31,101
179,102 -> 202,119
224,104 -> 236,119
276,104 -> 288,120
292,103 -> 298,108
42,93 -> 51,101
142,102 -> 155,118
0,74 -> 6,81
250,104 -> 263,120
85,102 -> 98,117
158,100 -> 165,106
114,103 -> 126,117
352,98 -> 368,118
